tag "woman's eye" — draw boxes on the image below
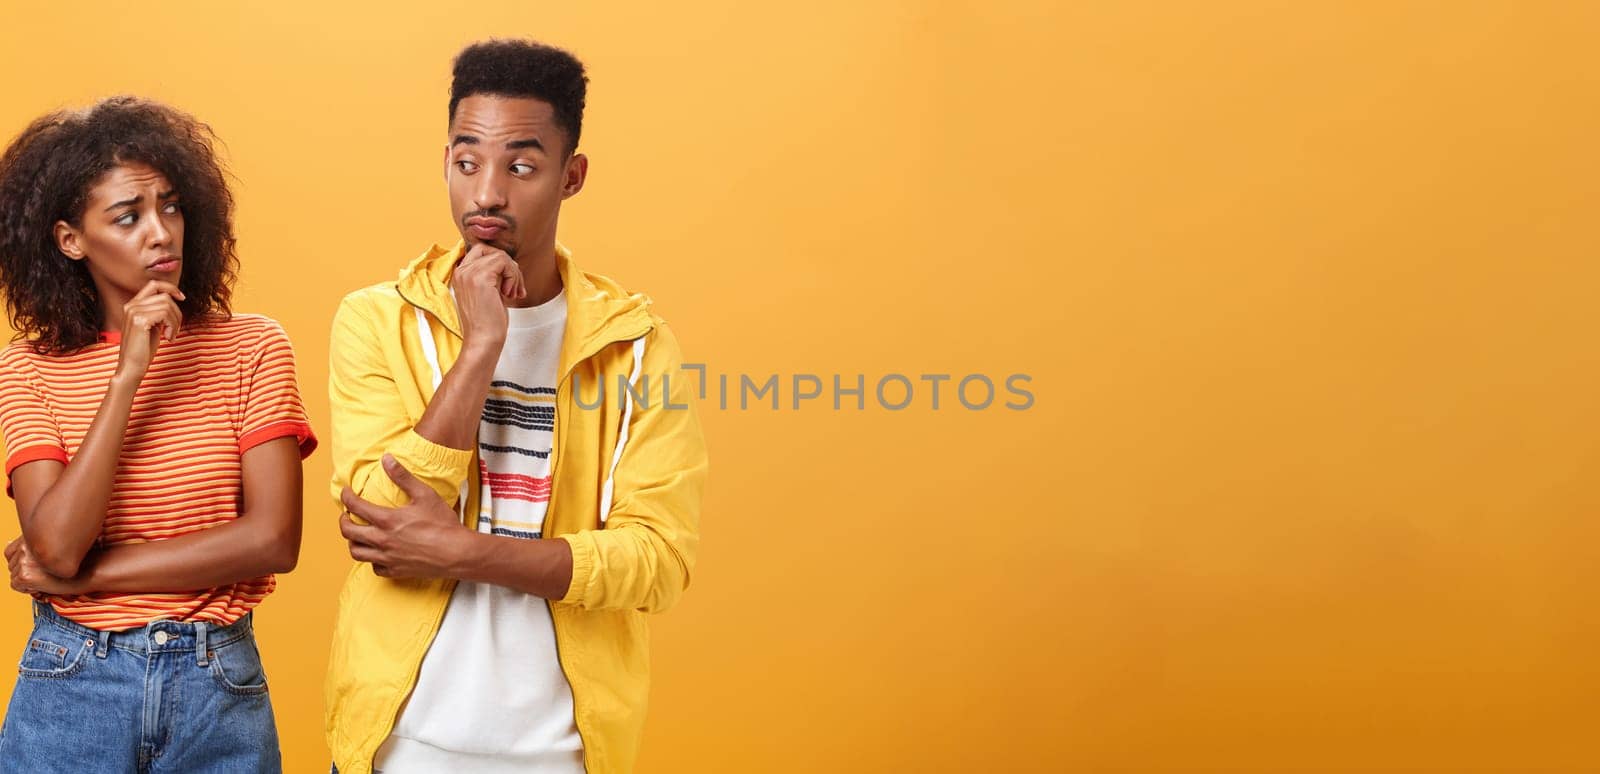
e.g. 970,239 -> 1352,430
115,213 -> 136,226
162,202 -> 181,215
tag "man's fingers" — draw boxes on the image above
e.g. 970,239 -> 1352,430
380,454 -> 434,504
493,254 -> 524,300
349,543 -> 384,565
507,275 -> 527,300
4,538 -> 19,561
494,253 -> 519,281
473,252 -> 516,283
457,245 -> 520,294
339,487 -> 391,526
339,511 -> 383,546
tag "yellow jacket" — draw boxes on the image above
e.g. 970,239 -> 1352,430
324,241 -> 707,773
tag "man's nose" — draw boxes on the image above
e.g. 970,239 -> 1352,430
473,167 -> 508,212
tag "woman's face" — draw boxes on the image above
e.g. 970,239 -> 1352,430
54,161 -> 183,317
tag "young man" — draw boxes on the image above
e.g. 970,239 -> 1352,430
325,40 -> 707,774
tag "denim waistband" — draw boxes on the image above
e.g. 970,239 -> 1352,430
31,600 -> 255,662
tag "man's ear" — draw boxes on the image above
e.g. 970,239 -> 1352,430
562,153 -> 588,200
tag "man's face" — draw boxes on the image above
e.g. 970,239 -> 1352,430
445,94 -> 580,260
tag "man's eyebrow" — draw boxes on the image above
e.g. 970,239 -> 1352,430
451,135 -> 480,147
507,138 -> 544,152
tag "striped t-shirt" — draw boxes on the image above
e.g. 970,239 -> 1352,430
0,313 -> 316,631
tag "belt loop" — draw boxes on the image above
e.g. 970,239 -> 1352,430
194,621 -> 209,667
95,630 -> 110,659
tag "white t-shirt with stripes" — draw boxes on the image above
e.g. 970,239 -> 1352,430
374,291 -> 584,774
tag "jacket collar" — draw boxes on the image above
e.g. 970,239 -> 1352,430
396,240 -> 656,372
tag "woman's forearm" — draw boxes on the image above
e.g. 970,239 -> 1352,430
19,370 -> 142,576
69,436 -> 305,593
73,512 -> 297,594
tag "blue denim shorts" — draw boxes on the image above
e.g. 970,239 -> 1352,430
0,601 -> 282,773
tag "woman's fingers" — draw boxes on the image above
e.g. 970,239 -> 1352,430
126,294 -> 184,341
128,280 -> 184,304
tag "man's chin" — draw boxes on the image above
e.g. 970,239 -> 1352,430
462,234 -> 519,260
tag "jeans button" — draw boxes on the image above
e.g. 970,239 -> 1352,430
153,631 -> 169,645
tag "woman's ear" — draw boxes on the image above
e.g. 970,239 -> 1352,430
53,220 -> 86,261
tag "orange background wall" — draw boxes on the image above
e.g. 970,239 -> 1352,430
2,2 -> 1597,771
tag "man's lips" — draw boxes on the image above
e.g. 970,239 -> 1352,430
466,217 -> 509,240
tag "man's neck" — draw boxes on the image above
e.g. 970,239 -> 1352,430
511,244 -> 563,308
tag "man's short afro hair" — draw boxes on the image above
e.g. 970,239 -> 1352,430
449,39 -> 588,156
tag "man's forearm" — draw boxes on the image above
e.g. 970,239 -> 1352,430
413,342 -> 501,451
448,530 -> 574,600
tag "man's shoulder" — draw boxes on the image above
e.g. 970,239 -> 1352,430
335,280 -> 407,320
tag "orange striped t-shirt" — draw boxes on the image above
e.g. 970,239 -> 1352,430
0,313 -> 317,631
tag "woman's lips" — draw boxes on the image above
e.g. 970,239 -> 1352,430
149,258 -> 180,272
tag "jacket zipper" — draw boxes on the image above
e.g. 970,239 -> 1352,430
545,324 -> 651,771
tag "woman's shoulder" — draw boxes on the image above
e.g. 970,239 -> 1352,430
0,339 -> 81,383
192,312 -> 288,339
0,338 -> 49,367
202,312 -> 280,329
185,314 -> 296,360
0,340 -> 26,364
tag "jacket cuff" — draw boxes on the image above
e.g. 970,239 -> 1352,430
558,532 -> 595,605
393,429 -> 474,496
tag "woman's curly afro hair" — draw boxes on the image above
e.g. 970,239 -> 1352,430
0,96 -> 238,354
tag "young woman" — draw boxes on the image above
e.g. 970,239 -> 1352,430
0,96 -> 315,772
